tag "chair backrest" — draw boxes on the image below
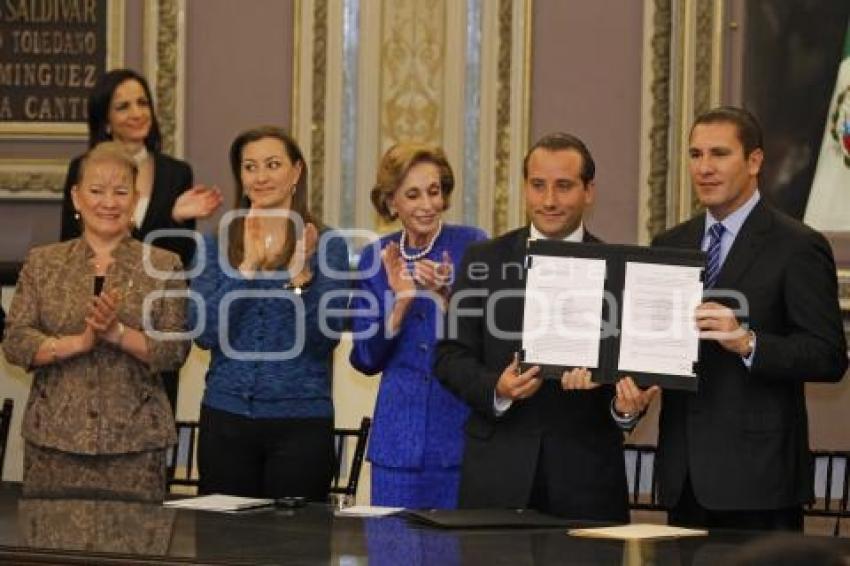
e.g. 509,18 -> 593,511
330,417 -> 371,500
166,420 -> 200,493
164,417 -> 372,499
623,442 -> 663,510
0,398 -> 13,479
806,450 -> 850,536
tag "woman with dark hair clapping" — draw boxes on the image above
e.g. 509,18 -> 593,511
60,69 -> 222,267
189,126 -> 349,501
60,69 -> 222,409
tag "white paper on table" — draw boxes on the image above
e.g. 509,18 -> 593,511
568,523 -> 707,540
334,505 -> 404,518
522,255 -> 606,369
163,494 -> 274,512
618,262 -> 702,377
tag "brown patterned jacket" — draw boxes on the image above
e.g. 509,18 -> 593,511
2,237 -> 189,455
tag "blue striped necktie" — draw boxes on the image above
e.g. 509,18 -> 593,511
704,222 -> 725,289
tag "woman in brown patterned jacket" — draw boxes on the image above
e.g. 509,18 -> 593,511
2,142 -> 189,501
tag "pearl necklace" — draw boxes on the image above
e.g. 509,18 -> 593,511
400,221 -> 443,261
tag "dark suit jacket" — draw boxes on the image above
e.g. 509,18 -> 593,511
60,153 -> 195,267
435,226 -> 629,522
652,199 -> 848,511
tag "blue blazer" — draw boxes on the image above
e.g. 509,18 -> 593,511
350,224 -> 487,469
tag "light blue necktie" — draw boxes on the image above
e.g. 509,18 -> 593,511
704,223 -> 725,289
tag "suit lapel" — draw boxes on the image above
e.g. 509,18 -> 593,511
583,230 -> 600,244
685,214 -> 706,248
715,200 -> 773,290
138,154 -> 165,235
510,226 -> 531,266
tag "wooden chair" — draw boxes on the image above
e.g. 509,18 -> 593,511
0,399 -> 13,479
806,450 -> 850,536
623,442 -> 663,511
166,420 -> 201,493
330,416 -> 371,504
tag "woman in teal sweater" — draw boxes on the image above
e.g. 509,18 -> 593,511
189,126 -> 349,500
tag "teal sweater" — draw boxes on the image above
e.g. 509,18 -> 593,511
189,231 -> 349,418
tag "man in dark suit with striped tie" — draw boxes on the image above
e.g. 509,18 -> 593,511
653,106 -> 848,531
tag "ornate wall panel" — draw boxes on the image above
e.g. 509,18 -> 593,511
292,0 -> 531,236
310,0 -> 328,221
641,0 -> 673,242
379,0 -> 445,148
143,0 -> 187,158
638,0 -> 724,242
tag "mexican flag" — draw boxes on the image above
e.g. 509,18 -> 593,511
804,21 -> 850,231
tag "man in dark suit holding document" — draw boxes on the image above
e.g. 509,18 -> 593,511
435,133 -> 657,521
653,106 -> 848,530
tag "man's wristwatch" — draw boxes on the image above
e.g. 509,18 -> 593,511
615,408 -> 634,420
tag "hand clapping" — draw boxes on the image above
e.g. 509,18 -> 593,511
172,184 -> 224,222
382,242 -> 416,297
413,250 -> 452,294
85,289 -> 124,346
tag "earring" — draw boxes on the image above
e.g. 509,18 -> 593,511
291,184 -> 297,195
74,211 -> 80,220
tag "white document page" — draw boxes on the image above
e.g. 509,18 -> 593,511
618,262 -> 702,377
334,506 -> 404,518
521,255 -> 606,368
164,494 -> 274,512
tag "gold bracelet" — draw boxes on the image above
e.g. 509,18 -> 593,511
48,338 -> 58,364
116,322 -> 126,347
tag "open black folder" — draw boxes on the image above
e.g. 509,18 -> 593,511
402,508 -> 615,530
518,240 -> 706,391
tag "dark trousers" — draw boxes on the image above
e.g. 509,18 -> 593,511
527,434 -> 629,523
669,475 -> 803,531
198,406 -> 334,501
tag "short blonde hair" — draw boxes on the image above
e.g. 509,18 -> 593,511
76,141 -> 138,186
370,143 -> 454,221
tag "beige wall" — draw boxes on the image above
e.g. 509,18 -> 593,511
530,0 -> 644,245
185,0 -> 294,234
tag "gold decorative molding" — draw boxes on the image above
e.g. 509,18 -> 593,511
144,0 -> 186,157
291,0 -> 303,134
492,0 -> 513,236
0,159 -> 67,200
646,0 -> 673,240
688,0 -> 715,216
693,0 -> 714,119
642,0 -> 724,237
309,0 -> 328,221
379,0 -> 445,147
